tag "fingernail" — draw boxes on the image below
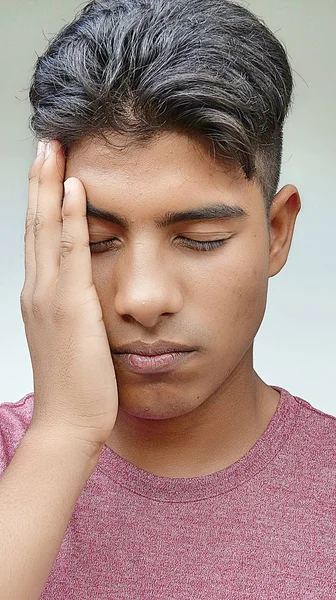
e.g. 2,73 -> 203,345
64,180 -> 70,195
45,142 -> 52,158
37,141 -> 45,157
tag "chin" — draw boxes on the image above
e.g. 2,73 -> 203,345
118,392 -> 202,421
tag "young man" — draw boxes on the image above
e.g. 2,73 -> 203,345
0,0 -> 335,598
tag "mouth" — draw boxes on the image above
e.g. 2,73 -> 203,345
112,351 -> 195,374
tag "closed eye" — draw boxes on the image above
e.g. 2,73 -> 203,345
176,238 -> 229,252
89,237 -> 230,253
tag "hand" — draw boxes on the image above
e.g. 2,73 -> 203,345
21,140 -> 119,457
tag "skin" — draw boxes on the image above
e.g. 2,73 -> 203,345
65,131 -> 301,478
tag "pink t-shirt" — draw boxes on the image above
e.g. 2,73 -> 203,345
0,386 -> 335,599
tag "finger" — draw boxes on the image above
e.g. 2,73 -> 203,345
23,142 -> 47,295
57,177 -> 94,300
34,140 -> 66,295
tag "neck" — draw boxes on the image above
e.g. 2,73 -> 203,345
106,352 -> 280,478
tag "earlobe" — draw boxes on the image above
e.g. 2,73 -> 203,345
268,184 -> 301,278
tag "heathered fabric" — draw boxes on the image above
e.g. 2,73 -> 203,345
0,386 -> 335,599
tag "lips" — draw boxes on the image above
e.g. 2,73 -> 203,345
113,350 -> 194,374
111,339 -> 197,356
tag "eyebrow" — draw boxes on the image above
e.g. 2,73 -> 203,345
86,201 -> 248,229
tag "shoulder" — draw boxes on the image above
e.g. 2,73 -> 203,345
294,394 -> 336,449
0,394 -> 34,475
288,392 -> 336,489
273,386 -> 336,479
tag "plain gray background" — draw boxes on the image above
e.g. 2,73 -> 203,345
1,0 -> 335,415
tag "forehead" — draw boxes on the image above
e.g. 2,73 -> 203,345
65,131 -> 262,214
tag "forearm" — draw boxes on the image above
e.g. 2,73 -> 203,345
0,428 -> 102,600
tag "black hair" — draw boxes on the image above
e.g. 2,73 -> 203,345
29,0 -> 294,214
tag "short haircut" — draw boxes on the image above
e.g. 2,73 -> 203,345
29,0 -> 294,214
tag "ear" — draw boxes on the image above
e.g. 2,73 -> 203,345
268,184 -> 301,278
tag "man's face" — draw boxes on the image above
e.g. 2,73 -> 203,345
65,132 -> 271,420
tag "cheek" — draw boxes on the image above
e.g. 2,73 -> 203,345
192,245 -> 269,333
91,262 -> 107,293
90,262 -> 115,317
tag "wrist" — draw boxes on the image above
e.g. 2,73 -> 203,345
25,423 -> 104,470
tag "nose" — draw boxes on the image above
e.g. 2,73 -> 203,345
114,244 -> 183,328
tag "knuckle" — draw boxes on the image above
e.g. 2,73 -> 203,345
25,210 -> 35,234
60,234 -> 76,255
31,292 -> 46,320
20,289 -> 27,306
33,212 -> 46,236
28,163 -> 39,182
20,291 -> 30,319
